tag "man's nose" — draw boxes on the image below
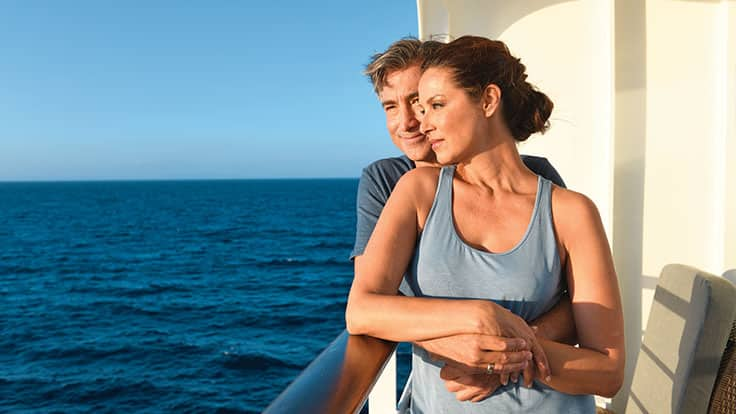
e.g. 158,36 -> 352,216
399,105 -> 419,131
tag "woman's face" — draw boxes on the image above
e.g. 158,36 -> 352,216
418,67 -> 489,165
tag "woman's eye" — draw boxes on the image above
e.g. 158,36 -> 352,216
432,103 -> 443,109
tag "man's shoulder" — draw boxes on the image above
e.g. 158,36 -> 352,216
362,155 -> 414,178
520,153 -> 549,165
360,155 -> 415,191
520,154 -> 566,188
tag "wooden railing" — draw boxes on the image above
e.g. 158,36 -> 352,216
263,330 -> 397,414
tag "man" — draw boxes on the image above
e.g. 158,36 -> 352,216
351,38 -> 576,402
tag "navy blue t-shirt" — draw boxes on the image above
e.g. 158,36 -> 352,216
351,155 -> 566,259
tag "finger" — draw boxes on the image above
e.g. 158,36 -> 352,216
492,349 -> 533,366
477,335 -> 528,352
523,359 -> 535,388
446,374 -> 490,388
530,339 -> 551,381
447,349 -> 531,373
445,358 -> 527,376
440,364 -> 466,380
470,388 -> 494,403
483,349 -> 531,373
445,379 -> 462,393
510,370 -> 519,384
499,372 -> 509,386
451,375 -> 497,402
491,360 -> 528,375
470,393 -> 490,403
487,373 -> 502,390
454,387 -> 483,402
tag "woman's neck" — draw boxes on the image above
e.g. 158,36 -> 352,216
454,138 -> 532,192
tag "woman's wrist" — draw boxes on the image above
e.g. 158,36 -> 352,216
468,300 -> 500,335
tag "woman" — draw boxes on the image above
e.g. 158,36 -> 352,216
346,36 -> 624,413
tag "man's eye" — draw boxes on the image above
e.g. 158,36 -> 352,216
384,105 -> 396,113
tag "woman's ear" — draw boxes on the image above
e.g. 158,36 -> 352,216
482,84 -> 501,118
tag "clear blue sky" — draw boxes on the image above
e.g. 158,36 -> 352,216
0,1 -> 418,180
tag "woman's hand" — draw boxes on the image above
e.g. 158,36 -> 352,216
419,333 -> 532,375
471,300 -> 551,385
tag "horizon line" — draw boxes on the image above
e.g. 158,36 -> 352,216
0,176 -> 361,184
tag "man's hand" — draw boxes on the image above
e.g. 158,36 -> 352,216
416,333 -> 532,374
440,364 -> 501,402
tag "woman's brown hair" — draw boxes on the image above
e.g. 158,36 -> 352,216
421,36 -> 553,141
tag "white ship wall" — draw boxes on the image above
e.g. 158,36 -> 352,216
416,0 -> 736,410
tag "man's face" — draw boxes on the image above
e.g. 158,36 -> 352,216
378,65 -> 436,164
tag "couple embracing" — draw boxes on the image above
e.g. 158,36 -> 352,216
346,36 -> 624,413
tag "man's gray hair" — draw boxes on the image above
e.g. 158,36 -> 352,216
364,38 -> 442,94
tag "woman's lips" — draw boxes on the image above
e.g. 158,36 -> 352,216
429,139 -> 443,149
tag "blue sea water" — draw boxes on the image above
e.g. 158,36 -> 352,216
0,179 -> 410,413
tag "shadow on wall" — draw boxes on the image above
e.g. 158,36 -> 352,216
441,0 -> 578,39
612,0 -> 648,410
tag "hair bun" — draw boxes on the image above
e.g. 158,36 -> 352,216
510,86 -> 553,141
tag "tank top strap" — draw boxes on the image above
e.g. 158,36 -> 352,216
530,176 -> 560,266
422,165 -> 456,236
536,176 -> 552,218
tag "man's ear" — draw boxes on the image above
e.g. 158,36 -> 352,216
481,84 -> 501,118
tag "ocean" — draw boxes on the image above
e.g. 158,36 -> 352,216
0,179 -> 410,413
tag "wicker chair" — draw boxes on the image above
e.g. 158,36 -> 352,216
707,269 -> 736,413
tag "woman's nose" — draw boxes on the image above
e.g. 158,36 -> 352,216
420,112 -> 433,135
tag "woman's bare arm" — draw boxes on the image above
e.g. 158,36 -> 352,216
347,169 -> 490,340
534,188 -> 625,397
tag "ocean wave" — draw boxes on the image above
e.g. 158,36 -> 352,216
91,302 -> 162,317
116,283 -> 192,297
255,257 -> 349,268
200,227 -> 246,238
25,339 -> 210,365
233,313 -> 329,330
43,378 -> 171,405
307,240 -> 353,249
220,351 -> 301,372
26,344 -> 140,362
0,264 -> 46,275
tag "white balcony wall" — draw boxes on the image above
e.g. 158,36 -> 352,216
416,0 -> 736,411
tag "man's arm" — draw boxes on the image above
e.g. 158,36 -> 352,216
530,292 -> 577,345
351,158 -> 417,298
351,157 -> 413,259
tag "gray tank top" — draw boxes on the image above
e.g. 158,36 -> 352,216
406,166 -> 594,413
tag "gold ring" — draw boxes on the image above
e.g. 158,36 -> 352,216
486,363 -> 495,375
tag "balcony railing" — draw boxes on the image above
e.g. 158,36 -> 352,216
263,330 -> 397,414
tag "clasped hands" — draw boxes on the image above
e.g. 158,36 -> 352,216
416,302 -> 551,403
